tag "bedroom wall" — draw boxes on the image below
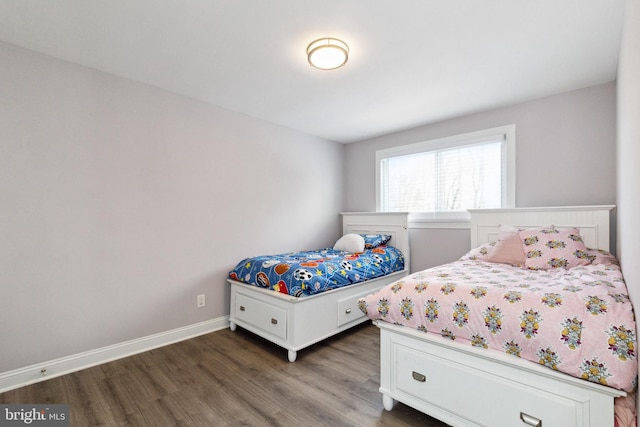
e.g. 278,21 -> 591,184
0,43 -> 345,374
344,83 -> 617,272
617,1 -> 640,337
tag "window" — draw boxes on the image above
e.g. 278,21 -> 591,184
376,125 -> 515,226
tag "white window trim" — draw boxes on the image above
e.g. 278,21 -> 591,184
375,124 -> 516,229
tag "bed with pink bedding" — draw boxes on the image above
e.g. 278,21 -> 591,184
359,206 -> 637,427
360,245 -> 636,393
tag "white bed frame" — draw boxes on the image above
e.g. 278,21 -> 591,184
378,205 -> 626,427
228,212 -> 409,362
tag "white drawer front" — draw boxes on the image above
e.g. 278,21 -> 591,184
394,343 -> 583,427
235,293 -> 287,340
337,290 -> 371,327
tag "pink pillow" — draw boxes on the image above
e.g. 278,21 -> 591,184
518,226 -> 592,270
487,227 -> 525,266
588,248 -> 617,265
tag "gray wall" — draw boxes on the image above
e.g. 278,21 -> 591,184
344,83 -> 617,272
0,43 -> 345,373
617,0 -> 640,343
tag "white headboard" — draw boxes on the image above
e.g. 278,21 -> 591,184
469,205 -> 615,251
340,212 -> 410,273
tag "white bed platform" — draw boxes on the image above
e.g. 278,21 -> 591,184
228,212 -> 410,362
378,205 -> 627,427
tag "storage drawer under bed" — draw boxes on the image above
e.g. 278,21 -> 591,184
234,293 -> 287,340
337,289 -> 373,327
392,342 -> 586,427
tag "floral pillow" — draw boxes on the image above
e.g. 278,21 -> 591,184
518,226 -> 592,270
459,242 -> 494,261
361,234 -> 391,249
586,247 -> 617,266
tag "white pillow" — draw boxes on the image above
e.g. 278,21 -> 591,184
333,233 -> 365,253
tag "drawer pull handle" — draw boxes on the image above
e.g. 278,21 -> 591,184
412,371 -> 426,382
239,306 -> 246,311
519,412 -> 541,427
345,308 -> 352,314
271,318 -> 278,325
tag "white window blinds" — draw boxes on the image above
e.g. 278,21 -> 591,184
376,125 -> 515,220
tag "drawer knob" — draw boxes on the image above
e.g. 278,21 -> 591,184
519,412 -> 541,427
271,318 -> 278,325
412,371 -> 426,382
239,305 -> 246,311
345,308 -> 352,314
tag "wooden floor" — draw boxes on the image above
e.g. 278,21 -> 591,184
0,323 -> 449,427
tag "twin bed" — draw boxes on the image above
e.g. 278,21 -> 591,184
360,205 -> 636,427
227,212 -> 410,362
227,206 -> 637,427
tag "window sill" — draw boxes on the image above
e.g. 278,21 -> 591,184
407,213 -> 471,230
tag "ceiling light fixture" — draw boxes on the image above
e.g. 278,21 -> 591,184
306,38 -> 349,70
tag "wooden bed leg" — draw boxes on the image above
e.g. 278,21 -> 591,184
288,350 -> 297,362
229,321 -> 237,331
382,394 -> 396,411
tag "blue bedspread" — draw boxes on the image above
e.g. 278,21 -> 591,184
228,245 -> 405,297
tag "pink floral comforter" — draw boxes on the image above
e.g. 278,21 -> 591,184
359,248 -> 637,393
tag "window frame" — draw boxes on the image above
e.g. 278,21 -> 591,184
375,124 -> 516,228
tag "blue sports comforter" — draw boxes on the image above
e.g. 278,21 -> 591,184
228,245 -> 405,297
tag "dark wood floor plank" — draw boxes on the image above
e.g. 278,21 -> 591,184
1,323 -> 448,427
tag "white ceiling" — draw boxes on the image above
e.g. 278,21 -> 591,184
0,0 -> 625,143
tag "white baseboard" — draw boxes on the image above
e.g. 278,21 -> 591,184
0,316 -> 229,393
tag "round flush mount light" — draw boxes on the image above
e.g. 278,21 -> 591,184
306,38 -> 349,70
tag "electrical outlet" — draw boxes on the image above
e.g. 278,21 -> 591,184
197,294 -> 206,308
